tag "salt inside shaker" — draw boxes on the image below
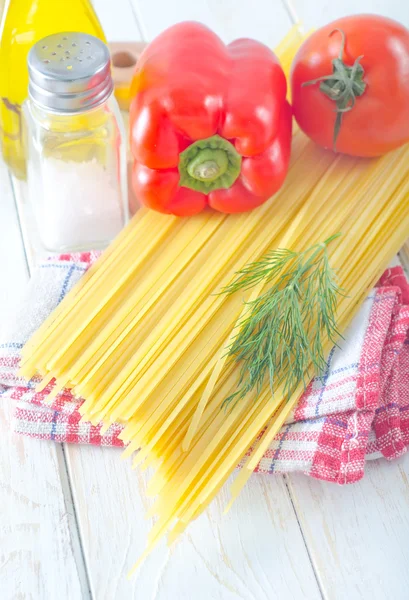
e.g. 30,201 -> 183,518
24,32 -> 128,252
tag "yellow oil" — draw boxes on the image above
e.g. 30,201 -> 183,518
0,0 -> 106,179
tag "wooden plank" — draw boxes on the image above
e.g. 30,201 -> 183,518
66,444 -> 322,599
92,0 -> 143,41
0,175 -> 29,318
0,160 -> 88,599
290,0 -> 409,29
10,176 -> 46,270
286,457 -> 409,600
130,0 -> 293,45
0,401 -> 88,599
282,3 -> 409,594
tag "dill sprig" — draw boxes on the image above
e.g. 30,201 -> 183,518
221,233 -> 343,407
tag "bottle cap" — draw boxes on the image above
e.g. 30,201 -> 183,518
28,32 -> 113,113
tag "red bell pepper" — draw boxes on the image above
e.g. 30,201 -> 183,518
130,22 -> 292,216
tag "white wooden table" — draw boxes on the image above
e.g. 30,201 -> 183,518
1,1 -> 409,598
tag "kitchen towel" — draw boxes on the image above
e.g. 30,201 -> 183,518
0,253 -> 408,484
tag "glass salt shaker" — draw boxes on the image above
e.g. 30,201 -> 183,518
24,32 -> 128,252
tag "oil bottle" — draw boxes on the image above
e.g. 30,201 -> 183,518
0,0 -> 106,179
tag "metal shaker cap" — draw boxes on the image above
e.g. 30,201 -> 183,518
28,32 -> 113,113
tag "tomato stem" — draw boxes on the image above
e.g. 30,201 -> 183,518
302,29 -> 367,152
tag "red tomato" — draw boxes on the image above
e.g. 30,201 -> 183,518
291,15 -> 409,157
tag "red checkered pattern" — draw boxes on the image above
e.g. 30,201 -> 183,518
1,253 -> 408,484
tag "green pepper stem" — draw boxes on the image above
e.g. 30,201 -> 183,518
187,149 -> 229,182
179,135 -> 242,194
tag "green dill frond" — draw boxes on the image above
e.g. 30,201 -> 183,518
222,233 -> 343,408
